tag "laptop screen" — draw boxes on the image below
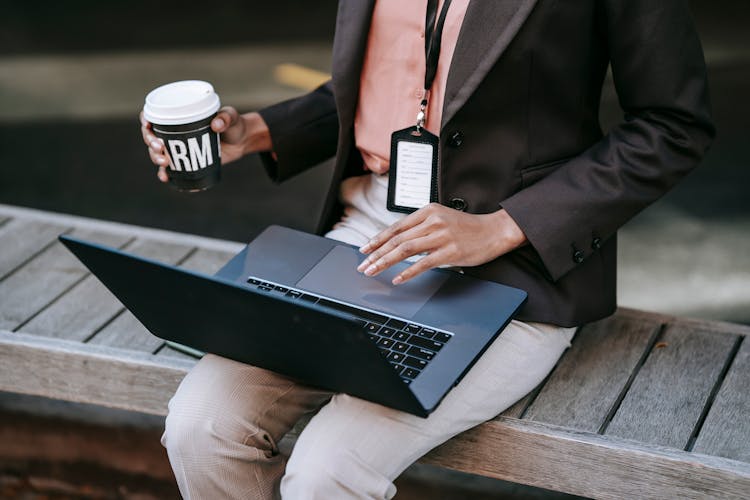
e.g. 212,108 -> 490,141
295,245 -> 448,318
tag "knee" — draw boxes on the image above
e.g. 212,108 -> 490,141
162,382 -> 244,461
161,357 -> 271,462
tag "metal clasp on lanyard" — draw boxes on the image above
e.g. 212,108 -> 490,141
415,99 -> 428,133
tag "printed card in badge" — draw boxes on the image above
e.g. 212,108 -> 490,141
387,126 -> 439,213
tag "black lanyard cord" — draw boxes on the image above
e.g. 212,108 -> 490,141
423,0 -> 453,96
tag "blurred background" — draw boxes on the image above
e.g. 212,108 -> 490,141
0,1 -> 748,498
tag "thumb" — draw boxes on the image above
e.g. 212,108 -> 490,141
211,106 -> 239,133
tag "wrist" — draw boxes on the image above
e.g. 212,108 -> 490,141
489,209 -> 527,253
241,112 -> 273,156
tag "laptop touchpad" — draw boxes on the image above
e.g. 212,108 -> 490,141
296,245 -> 448,318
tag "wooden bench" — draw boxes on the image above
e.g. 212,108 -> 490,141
1,203 -> 748,499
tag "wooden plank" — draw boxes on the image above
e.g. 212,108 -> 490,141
20,239 -> 199,342
523,314 -> 661,432
605,323 -> 738,449
0,330 -> 191,416
501,391 -> 535,419
0,203 -> 244,254
423,417 -> 750,500
0,228 -> 130,331
617,306 -> 750,338
86,240 -> 194,352
156,345 -> 201,362
0,217 -> 69,280
693,337 -> 750,462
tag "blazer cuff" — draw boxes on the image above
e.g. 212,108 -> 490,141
256,81 -> 339,183
501,193 -> 588,282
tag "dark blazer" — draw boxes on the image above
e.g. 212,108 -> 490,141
257,0 -> 715,327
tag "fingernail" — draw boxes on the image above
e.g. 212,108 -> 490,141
357,260 -> 368,272
360,243 -> 371,253
151,140 -> 162,150
392,275 -> 403,285
364,264 -> 377,276
212,118 -> 224,129
157,156 -> 167,165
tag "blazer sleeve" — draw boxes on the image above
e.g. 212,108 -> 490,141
256,80 -> 339,182
500,0 -> 715,282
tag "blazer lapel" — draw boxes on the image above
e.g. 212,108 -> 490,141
331,0 -> 375,130
442,0 -> 539,129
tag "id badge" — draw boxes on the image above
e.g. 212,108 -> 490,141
387,126 -> 439,214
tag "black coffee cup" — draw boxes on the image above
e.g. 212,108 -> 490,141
143,81 -> 222,192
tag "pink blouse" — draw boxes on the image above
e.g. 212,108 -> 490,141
354,0 -> 470,174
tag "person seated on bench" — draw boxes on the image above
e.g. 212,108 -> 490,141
140,1 -> 714,498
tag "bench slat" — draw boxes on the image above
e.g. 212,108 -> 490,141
0,217 -> 69,280
605,323 -> 738,449
523,313 -> 661,431
86,239 -> 194,352
0,228 -> 130,331
22,270 -> 126,341
423,416 -> 750,500
156,345 -> 201,361
21,238 -> 191,342
0,330 -> 190,416
501,388 -> 537,418
693,337 -> 750,462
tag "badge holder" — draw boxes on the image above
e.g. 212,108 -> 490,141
386,0 -> 452,214
387,105 -> 440,214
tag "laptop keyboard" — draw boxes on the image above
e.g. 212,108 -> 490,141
247,276 -> 453,384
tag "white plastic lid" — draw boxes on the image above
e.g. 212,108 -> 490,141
143,80 -> 221,125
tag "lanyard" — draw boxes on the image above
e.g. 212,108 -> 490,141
417,0 -> 453,130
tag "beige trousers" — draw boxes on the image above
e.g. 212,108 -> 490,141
162,321 -> 574,499
161,174 -> 576,498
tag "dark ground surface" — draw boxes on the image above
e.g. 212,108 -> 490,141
0,1 -> 338,55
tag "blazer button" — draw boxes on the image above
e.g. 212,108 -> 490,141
592,237 -> 602,250
572,249 -> 585,264
448,131 -> 464,148
450,198 -> 467,211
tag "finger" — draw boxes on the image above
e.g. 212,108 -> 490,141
140,112 -> 156,146
358,222 -> 429,272
157,165 -> 169,183
211,106 -> 239,133
141,127 -> 163,152
360,209 -> 429,255
141,123 -> 156,147
146,137 -> 165,156
149,147 -> 169,168
391,250 -> 450,285
358,210 -> 440,272
361,233 -> 438,277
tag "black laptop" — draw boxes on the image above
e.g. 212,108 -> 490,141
60,225 -> 526,417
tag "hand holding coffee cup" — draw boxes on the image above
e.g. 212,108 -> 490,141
141,81 -> 273,188
141,106 -> 249,180
142,80 -> 224,191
